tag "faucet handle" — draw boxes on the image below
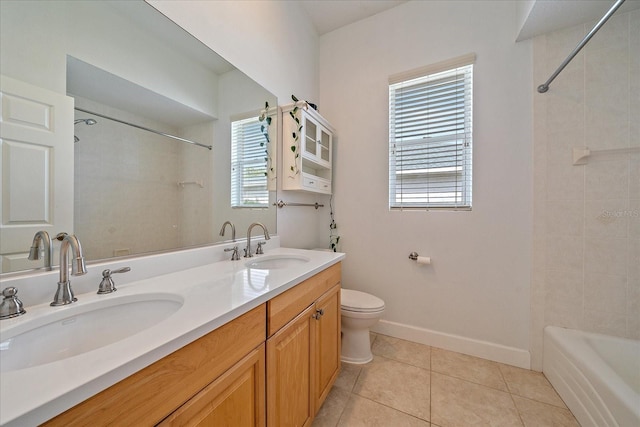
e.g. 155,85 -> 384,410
97,267 -> 131,294
0,287 -> 26,319
224,246 -> 240,261
256,241 -> 267,255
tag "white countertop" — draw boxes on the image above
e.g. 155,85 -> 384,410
0,247 -> 345,426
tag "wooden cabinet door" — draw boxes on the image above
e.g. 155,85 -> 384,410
267,304 -> 316,427
158,344 -> 266,427
313,284 -> 341,412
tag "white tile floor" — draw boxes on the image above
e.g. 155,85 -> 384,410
313,333 -> 579,427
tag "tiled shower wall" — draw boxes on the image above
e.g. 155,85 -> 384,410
531,10 -> 639,370
73,97 -> 212,261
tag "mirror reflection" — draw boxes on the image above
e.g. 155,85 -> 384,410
0,0 -> 277,274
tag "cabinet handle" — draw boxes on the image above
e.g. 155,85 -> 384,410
312,308 -> 325,320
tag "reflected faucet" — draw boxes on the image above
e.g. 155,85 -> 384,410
51,234 -> 87,307
245,223 -> 270,258
28,231 -> 53,270
219,221 -> 236,242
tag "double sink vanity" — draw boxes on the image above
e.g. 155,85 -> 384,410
0,241 -> 344,426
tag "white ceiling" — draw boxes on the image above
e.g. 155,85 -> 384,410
67,57 -> 213,127
300,0 -> 407,35
517,0 -> 640,41
298,0 -> 640,39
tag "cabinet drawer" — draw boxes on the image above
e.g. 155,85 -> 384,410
301,174 -> 331,194
302,174 -> 318,190
43,304 -> 267,427
315,177 -> 331,194
267,263 -> 341,337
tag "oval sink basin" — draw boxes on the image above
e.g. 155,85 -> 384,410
0,294 -> 183,372
245,254 -> 311,270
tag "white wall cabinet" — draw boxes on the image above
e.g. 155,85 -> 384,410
282,103 -> 335,194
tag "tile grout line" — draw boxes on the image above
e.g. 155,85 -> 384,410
498,364 -> 526,426
350,394 -> 431,425
429,345 -> 432,426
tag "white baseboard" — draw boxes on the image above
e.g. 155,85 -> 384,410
372,319 -> 531,369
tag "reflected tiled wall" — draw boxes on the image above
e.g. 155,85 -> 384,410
74,97 -> 184,261
531,10 -> 639,370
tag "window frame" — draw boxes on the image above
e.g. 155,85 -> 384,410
388,54 -> 474,211
230,115 -> 269,209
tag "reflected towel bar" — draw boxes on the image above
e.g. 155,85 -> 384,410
573,146 -> 640,165
537,0 -> 625,94
273,199 -> 324,209
177,180 -> 204,188
74,107 -> 212,150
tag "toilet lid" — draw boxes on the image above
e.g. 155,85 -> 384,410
341,289 -> 385,313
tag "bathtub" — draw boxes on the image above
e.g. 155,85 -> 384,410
543,326 -> 640,427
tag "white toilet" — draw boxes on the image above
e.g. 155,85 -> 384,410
340,289 -> 385,364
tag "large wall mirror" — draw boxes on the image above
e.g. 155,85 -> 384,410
0,0 -> 277,274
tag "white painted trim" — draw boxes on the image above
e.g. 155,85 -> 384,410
388,52 -> 476,85
372,319 -> 531,369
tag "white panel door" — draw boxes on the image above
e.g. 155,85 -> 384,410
0,75 -> 74,272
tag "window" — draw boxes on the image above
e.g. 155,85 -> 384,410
389,54 -> 474,210
231,116 -> 268,208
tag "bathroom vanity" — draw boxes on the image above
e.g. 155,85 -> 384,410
0,247 -> 343,426
266,263 -> 341,426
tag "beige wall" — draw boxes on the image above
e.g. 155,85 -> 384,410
320,1 -> 533,367
150,0 -> 330,249
531,9 -> 640,370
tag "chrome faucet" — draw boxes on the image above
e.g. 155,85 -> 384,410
219,221 -> 236,242
0,287 -> 26,319
28,231 -> 53,270
51,234 -> 87,306
245,223 -> 270,258
97,267 -> 131,294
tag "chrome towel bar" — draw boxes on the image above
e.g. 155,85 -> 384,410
273,199 -> 324,209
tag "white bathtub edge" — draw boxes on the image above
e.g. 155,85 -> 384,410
543,326 -> 640,427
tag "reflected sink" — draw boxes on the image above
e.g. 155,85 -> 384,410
0,294 -> 183,372
245,254 -> 311,270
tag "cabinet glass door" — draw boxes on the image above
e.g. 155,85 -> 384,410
319,130 -> 330,163
304,118 -> 317,156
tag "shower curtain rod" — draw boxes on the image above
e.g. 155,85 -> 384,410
537,0 -> 625,94
74,107 -> 212,150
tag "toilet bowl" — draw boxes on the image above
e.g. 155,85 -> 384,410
340,289 -> 385,364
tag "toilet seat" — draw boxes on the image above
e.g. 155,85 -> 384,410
341,289 -> 385,313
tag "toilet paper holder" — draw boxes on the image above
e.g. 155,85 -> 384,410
408,252 -> 431,265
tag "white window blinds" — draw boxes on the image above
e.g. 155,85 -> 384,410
389,56 -> 473,210
231,116 -> 268,208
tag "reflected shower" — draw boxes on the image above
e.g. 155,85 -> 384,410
74,118 -> 97,142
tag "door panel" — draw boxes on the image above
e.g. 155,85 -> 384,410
159,344 -> 266,427
314,285 -> 341,412
0,75 -> 74,272
267,304 -> 315,427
